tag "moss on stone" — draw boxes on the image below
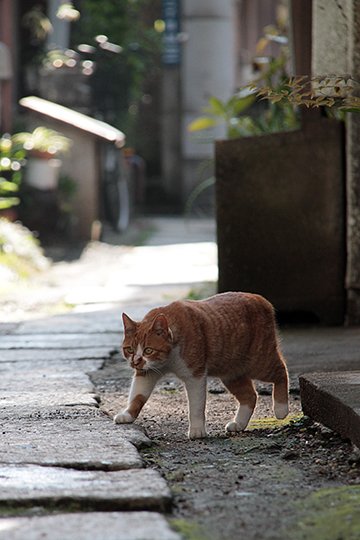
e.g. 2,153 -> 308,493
290,485 -> 360,540
248,412 -> 304,430
170,518 -> 209,540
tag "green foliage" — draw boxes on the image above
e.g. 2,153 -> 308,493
170,519 -> 208,540
188,22 -> 300,140
188,92 -> 260,138
58,174 -> 77,216
72,0 -> 162,133
0,135 -> 26,210
12,127 -> 71,155
0,219 -> 49,283
256,75 -> 360,116
0,127 -> 71,211
22,5 -> 53,43
186,282 -> 217,301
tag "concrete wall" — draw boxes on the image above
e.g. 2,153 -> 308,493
181,0 -> 237,199
345,1 -> 360,324
312,0 -> 351,75
313,0 -> 360,323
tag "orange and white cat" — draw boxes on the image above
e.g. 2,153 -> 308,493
114,292 -> 289,439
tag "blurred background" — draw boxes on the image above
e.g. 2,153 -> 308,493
0,0 -> 293,235
1,0 -> 360,325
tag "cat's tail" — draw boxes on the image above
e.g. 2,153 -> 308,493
272,353 -> 289,419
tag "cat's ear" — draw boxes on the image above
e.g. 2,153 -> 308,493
151,313 -> 170,337
122,313 -> 137,334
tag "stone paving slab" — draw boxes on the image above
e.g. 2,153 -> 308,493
0,348 -> 110,363
1,370 -> 94,392
0,333 -> 120,350
8,304 -> 162,336
0,465 -> 172,512
0,512 -> 181,540
0,359 -> 104,373
0,415 -> 144,470
0,323 -> 19,335
13,309 -> 123,335
0,370 -> 98,411
300,371 -> 360,448
0,393 -> 98,411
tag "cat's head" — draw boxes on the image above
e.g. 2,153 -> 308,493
122,312 -> 174,372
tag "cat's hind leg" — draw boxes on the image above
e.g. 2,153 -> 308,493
272,361 -> 289,420
114,370 -> 161,424
221,376 -> 257,433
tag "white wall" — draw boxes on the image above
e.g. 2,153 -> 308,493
181,0 -> 237,194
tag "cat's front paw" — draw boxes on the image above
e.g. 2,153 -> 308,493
188,426 -> 207,440
114,411 -> 134,424
225,421 -> 243,434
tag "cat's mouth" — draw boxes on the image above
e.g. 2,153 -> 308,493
130,358 -> 146,370
129,357 -> 167,375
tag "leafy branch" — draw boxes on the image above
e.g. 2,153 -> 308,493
255,75 -> 360,113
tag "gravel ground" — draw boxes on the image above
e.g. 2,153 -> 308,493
3,217 -> 359,539
93,354 -> 360,540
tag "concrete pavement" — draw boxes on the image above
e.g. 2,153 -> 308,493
0,216 -> 360,539
0,306 -> 178,539
0,217 -> 217,539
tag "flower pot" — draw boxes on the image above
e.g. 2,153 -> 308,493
215,118 -> 345,324
25,156 -> 62,190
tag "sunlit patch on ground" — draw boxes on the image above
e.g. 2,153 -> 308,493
248,412 -> 304,430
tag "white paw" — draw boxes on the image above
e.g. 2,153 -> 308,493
225,421 -> 243,433
274,402 -> 289,420
114,411 -> 134,424
188,426 -> 207,439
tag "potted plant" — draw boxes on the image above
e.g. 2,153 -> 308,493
12,126 -> 71,190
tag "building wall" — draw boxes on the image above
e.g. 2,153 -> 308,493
313,0 -> 360,323
313,0 -> 351,74
181,0 -> 237,202
178,0 -> 279,206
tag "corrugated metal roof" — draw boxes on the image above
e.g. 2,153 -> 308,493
19,96 -> 126,147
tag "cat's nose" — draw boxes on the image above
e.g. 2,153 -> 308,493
133,356 -> 143,366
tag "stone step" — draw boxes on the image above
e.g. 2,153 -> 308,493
0,512 -> 181,540
0,416 -> 145,470
299,371 -> 360,448
0,466 -> 172,513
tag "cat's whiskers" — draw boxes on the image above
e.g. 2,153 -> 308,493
147,363 -> 164,377
150,366 -> 163,376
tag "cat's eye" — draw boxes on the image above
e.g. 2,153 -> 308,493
144,347 -> 154,355
124,346 -> 134,354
